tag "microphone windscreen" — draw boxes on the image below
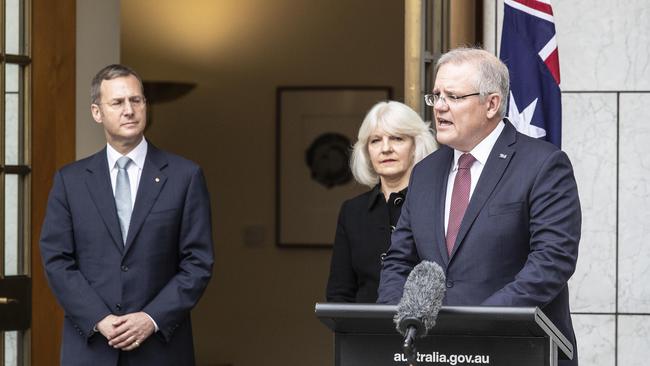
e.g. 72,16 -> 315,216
394,261 -> 446,336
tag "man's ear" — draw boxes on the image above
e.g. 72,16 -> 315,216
485,93 -> 502,119
91,104 -> 102,124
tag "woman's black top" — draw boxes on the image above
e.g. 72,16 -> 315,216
326,184 -> 407,303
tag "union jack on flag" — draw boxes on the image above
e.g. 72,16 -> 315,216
500,0 -> 562,148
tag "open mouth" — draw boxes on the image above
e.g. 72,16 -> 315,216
437,118 -> 453,126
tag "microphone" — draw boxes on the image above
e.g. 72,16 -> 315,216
394,261 -> 446,365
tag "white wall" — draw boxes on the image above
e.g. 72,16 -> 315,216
484,1 -> 650,365
76,0 -> 121,159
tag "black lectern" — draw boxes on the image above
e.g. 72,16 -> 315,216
316,303 -> 572,366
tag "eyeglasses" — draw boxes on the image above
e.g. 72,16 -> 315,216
424,92 -> 481,107
95,96 -> 146,111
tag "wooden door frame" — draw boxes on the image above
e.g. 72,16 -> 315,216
31,0 -> 75,364
404,0 -> 483,119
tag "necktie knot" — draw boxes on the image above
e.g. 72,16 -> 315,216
117,156 -> 132,170
458,153 -> 475,170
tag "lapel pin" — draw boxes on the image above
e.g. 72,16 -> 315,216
499,153 -> 508,159
155,177 -> 160,183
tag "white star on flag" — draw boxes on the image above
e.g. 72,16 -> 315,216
508,92 -> 546,138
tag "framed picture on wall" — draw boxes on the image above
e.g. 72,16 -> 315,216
276,86 -> 393,248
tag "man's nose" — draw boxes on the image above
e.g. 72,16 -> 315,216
122,101 -> 135,114
433,97 -> 448,111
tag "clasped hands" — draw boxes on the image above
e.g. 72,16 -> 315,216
97,312 -> 155,351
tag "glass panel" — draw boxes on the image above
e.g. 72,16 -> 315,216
4,175 -> 20,276
6,64 -> 19,93
5,64 -> 23,165
425,0 -> 433,53
4,331 -> 18,366
5,91 -> 20,165
5,0 -> 22,54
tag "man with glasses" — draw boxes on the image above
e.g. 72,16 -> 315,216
39,64 -> 214,365
378,48 -> 580,366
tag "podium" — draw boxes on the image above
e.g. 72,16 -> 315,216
316,303 -> 573,366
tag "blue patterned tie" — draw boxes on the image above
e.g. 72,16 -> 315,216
115,156 -> 132,244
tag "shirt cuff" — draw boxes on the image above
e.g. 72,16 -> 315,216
143,312 -> 159,332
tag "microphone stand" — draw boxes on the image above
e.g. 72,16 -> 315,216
402,325 -> 419,366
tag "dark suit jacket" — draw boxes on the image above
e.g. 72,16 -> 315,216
39,144 -> 214,366
326,186 -> 406,303
377,122 -> 581,366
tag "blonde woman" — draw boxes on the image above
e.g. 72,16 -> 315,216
326,101 -> 435,302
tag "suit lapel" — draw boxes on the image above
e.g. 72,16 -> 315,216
123,145 -> 168,252
84,148 -> 124,254
449,122 -> 517,259
433,147 -> 454,263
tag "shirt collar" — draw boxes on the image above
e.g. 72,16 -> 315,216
106,137 -> 148,170
367,184 -> 408,210
452,120 -> 505,170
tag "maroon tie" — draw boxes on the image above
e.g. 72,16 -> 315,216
446,153 -> 476,255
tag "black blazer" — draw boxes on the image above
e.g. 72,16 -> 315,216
326,185 -> 406,303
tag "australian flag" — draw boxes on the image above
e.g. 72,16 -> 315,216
500,0 -> 562,148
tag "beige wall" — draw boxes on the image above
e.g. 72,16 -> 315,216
76,0 -> 121,159
120,1 -> 404,365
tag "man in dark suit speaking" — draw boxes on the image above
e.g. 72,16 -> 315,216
39,64 -> 214,365
377,48 -> 581,366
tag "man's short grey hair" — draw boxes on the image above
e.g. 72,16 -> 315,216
91,64 -> 144,104
350,101 -> 436,188
436,47 -> 510,118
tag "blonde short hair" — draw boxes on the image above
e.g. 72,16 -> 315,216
350,101 -> 436,187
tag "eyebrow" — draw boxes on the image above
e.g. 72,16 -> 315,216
432,88 -> 460,94
109,95 -> 142,100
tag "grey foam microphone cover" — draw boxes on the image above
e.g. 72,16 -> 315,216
394,260 -> 447,336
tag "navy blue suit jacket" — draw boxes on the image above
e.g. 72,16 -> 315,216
377,122 -> 581,366
40,144 -> 214,366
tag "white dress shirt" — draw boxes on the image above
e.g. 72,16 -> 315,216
105,137 -> 159,331
107,138 -> 148,206
444,121 -> 505,235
